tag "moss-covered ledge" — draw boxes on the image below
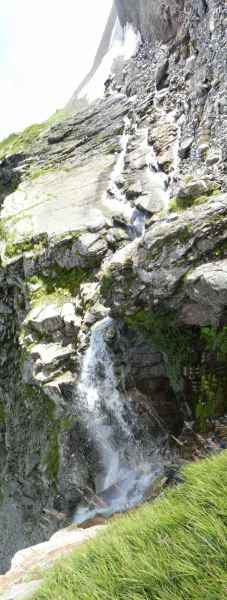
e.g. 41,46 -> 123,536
125,309 -> 227,431
125,309 -> 199,392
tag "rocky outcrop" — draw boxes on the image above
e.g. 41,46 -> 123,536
115,0 -> 184,42
0,0 -> 226,575
100,197 -> 227,323
0,525 -> 104,599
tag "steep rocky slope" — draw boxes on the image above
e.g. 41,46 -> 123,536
0,0 -> 226,574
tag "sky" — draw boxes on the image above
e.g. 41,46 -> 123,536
0,0 -> 113,140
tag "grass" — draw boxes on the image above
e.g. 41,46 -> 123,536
0,109 -> 69,159
32,451 -> 227,600
0,124 -> 48,158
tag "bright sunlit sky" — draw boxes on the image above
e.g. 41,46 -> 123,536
0,0 -> 112,140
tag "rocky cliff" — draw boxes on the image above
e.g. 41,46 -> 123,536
0,0 -> 226,574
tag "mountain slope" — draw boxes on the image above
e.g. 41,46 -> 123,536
0,0 -> 226,575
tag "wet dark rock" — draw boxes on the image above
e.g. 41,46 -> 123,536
178,137 -> 194,159
156,59 -> 169,90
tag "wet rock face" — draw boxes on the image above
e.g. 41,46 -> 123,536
0,0 -> 226,574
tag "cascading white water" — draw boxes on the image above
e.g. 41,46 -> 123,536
103,116 -> 148,239
103,116 -> 136,222
108,116 -> 131,203
74,317 -> 165,525
145,132 -> 169,213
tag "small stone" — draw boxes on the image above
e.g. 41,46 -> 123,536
176,180 -> 208,201
178,137 -> 194,159
125,181 -> 142,199
206,152 -> 220,166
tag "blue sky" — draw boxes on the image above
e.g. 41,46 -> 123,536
0,0 -> 112,140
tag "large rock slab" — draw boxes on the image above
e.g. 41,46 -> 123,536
0,156 -> 117,243
101,196 -> 227,325
0,525 -> 105,599
181,261 -> 227,326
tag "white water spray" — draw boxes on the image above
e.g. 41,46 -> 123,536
103,116 -> 135,222
74,318 -> 165,525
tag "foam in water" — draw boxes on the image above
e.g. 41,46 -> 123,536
73,317 -> 165,525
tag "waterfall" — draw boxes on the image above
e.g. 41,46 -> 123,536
104,116 -> 147,237
73,317 -> 165,525
103,116 -> 135,222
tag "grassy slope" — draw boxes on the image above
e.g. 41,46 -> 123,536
33,451 -> 227,600
0,110 -> 68,159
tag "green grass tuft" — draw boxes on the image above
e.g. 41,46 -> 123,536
0,109 -> 70,159
32,452 -> 227,600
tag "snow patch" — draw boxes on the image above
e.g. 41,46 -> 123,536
79,20 -> 141,102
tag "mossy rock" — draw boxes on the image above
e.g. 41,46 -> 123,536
125,309 -> 198,393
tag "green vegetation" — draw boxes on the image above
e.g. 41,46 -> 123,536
46,429 -> 60,484
126,309 -> 197,393
27,265 -> 90,306
169,183 -> 221,213
195,327 -> 227,429
0,109 -> 69,159
0,400 -> 5,425
0,124 -> 48,158
33,451 -> 227,600
196,373 -> 221,427
5,235 -> 47,259
29,166 -> 59,180
21,384 -> 74,485
201,326 -> 227,360
100,273 -> 113,294
170,195 -> 209,211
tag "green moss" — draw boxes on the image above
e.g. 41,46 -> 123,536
106,143 -> 121,154
176,194 -> 210,210
0,400 -> 5,425
169,197 -> 177,212
28,265 -> 90,305
101,273 -> 113,295
194,327 -> 227,430
126,309 -> 197,393
184,175 -> 194,183
60,415 -> 75,431
23,384 -> 61,485
5,235 -> 48,258
201,326 -> 227,360
29,166 -> 59,180
46,431 -> 60,483
196,373 -> 220,430
209,240 -> 227,261
170,182 -> 221,212
178,224 -> 192,243
0,220 -> 7,242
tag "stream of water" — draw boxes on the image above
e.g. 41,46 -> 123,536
73,318 -> 165,525
73,101 -> 177,525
